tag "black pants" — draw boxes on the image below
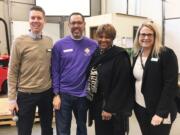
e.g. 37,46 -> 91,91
93,101 -> 128,135
17,89 -> 53,135
134,103 -> 172,135
94,113 -> 128,135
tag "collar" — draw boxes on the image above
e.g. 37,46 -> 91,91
29,31 -> 42,40
100,45 -> 112,54
70,34 -> 84,40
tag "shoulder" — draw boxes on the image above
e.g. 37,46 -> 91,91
14,35 -> 29,41
53,36 -> 69,46
159,46 -> 178,66
160,46 -> 177,58
43,35 -> 53,42
12,35 -> 30,47
83,36 -> 98,45
113,46 -> 129,57
162,46 -> 175,53
56,35 -> 71,43
114,45 -> 126,51
53,36 -> 72,52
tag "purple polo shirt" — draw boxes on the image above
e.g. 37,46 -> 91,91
51,36 -> 97,97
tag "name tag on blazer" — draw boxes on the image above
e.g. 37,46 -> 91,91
151,57 -> 158,62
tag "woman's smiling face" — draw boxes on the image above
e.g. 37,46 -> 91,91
138,26 -> 155,50
97,33 -> 113,51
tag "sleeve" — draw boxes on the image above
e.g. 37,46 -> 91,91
103,52 -> 134,116
8,39 -> 21,100
51,43 -> 61,94
156,48 -> 178,117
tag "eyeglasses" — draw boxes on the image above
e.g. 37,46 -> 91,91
139,33 -> 154,38
69,21 -> 84,26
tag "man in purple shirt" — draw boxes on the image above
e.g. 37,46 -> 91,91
51,12 -> 97,135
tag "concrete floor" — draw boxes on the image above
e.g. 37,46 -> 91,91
0,94 -> 180,135
0,112 -> 180,135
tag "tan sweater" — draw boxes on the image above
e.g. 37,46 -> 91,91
8,35 -> 53,100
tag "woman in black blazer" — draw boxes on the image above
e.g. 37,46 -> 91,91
87,24 -> 134,135
132,21 -> 178,135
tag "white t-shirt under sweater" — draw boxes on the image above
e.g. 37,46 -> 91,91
133,55 -> 147,108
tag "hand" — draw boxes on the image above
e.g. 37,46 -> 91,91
151,114 -> 163,126
53,95 -> 61,110
101,110 -> 112,120
9,102 -> 19,114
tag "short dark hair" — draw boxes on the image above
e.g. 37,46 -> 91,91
68,12 -> 84,22
30,6 -> 45,16
96,24 -> 116,40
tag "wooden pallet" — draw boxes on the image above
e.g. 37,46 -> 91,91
0,98 -> 13,126
0,98 -> 40,126
0,115 -> 16,126
0,113 -> 40,126
0,98 -> 56,126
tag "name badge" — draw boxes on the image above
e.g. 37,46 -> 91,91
151,57 -> 158,62
46,48 -> 52,52
63,49 -> 73,53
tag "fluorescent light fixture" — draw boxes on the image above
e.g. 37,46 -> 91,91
35,0 -> 90,16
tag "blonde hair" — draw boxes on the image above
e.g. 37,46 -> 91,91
133,21 -> 163,57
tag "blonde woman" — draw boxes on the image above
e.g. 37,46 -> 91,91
132,21 -> 178,135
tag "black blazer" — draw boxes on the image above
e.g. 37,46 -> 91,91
90,46 -> 134,115
132,47 -> 178,121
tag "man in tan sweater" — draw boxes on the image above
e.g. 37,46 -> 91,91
8,6 -> 53,135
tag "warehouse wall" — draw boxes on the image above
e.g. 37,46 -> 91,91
101,0 -> 162,28
0,1 -> 4,18
0,0 -> 101,44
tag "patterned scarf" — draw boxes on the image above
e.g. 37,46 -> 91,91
86,46 -> 125,101
86,67 -> 98,101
